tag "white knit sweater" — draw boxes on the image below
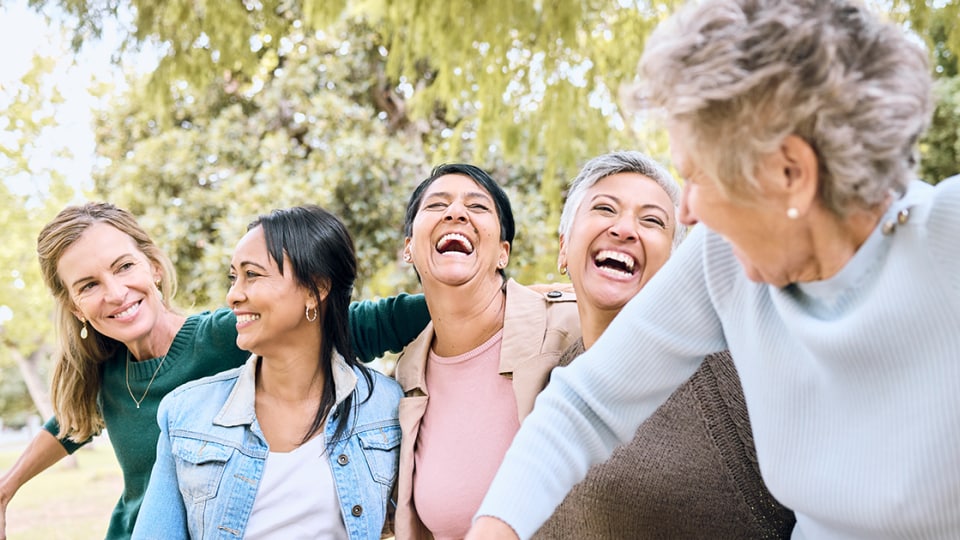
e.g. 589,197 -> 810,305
477,178 -> 960,539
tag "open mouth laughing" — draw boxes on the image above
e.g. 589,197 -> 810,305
594,250 -> 637,278
436,233 -> 474,255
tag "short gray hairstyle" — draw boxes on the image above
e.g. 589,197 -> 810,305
559,151 -> 685,250
637,0 -> 933,215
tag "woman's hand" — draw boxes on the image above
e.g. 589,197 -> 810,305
465,516 -> 520,540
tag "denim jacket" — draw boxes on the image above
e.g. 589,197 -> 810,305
132,353 -> 402,540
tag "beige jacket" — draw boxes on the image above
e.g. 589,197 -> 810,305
393,279 -> 579,539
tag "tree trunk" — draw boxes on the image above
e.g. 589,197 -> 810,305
9,345 -> 79,469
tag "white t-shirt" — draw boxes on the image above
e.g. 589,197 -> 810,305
245,433 -> 348,540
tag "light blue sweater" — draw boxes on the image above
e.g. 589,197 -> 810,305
477,178 -> 960,539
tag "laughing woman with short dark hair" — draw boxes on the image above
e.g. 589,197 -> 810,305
393,164 -> 580,539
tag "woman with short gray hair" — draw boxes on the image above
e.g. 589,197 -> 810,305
468,0 -> 960,538
536,150 -> 794,538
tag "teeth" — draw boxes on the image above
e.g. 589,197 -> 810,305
236,314 -> 261,324
595,250 -> 635,271
112,302 -> 140,319
436,233 -> 474,253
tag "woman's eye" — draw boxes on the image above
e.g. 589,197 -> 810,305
245,271 -> 260,279
593,204 -> 615,214
643,217 -> 666,227
424,202 -> 447,210
227,274 -> 236,285
118,261 -> 135,272
79,282 -> 96,293
468,204 -> 489,211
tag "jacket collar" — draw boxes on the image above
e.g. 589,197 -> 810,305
394,278 -> 548,394
215,350 -> 358,428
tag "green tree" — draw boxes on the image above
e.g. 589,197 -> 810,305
89,18 -> 591,310
0,54 -> 78,423
30,0 -> 676,234
893,0 -> 960,183
19,0 -> 960,311
920,76 -> 960,183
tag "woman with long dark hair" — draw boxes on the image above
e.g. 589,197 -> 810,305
134,205 -> 403,539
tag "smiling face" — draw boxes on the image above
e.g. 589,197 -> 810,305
56,222 -> 164,348
226,226 -> 318,358
559,172 -> 676,313
403,173 -> 510,288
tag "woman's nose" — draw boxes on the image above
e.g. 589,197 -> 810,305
443,201 -> 468,222
225,282 -> 243,306
102,276 -> 127,303
608,215 -> 638,241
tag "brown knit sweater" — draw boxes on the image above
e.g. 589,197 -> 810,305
533,342 -> 795,539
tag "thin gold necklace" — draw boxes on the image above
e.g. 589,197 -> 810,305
125,350 -> 167,409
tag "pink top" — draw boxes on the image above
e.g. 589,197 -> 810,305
412,329 -> 519,540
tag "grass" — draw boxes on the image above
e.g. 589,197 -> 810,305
1,438 -> 122,540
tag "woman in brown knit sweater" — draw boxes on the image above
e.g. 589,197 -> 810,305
533,151 -> 795,539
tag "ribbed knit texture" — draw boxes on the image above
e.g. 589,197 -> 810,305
534,345 -> 794,539
478,178 -> 960,539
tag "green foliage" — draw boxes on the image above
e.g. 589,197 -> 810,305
89,16 -> 620,309
91,22 -> 434,308
888,0 -> 960,77
879,1 -> 960,183
37,0 -> 680,223
0,364 -> 35,427
0,49 -> 81,421
920,76 -> 960,183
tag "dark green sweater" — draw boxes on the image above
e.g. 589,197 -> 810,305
43,294 -> 428,539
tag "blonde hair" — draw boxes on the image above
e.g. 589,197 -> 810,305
36,203 -> 177,442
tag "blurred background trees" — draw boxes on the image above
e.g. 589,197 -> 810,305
1,0 -> 958,423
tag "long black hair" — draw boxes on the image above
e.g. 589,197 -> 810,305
249,205 -> 373,444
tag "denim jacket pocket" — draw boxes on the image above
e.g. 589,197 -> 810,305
170,436 -> 234,503
357,424 -> 402,486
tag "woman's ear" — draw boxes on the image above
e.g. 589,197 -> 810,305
69,297 -> 85,321
314,280 -> 330,304
498,241 -> 511,269
780,134 -> 819,214
557,234 -> 568,273
402,238 -> 413,263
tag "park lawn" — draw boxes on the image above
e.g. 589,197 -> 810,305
1,439 -> 121,540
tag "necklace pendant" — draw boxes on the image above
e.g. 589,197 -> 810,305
136,403 -> 141,409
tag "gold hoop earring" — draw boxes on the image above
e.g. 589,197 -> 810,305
305,306 -> 318,322
155,279 -> 163,301
558,265 -> 567,275
79,317 -> 89,339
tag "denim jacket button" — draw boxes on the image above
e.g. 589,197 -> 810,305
337,454 -> 349,466
351,504 -> 363,517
